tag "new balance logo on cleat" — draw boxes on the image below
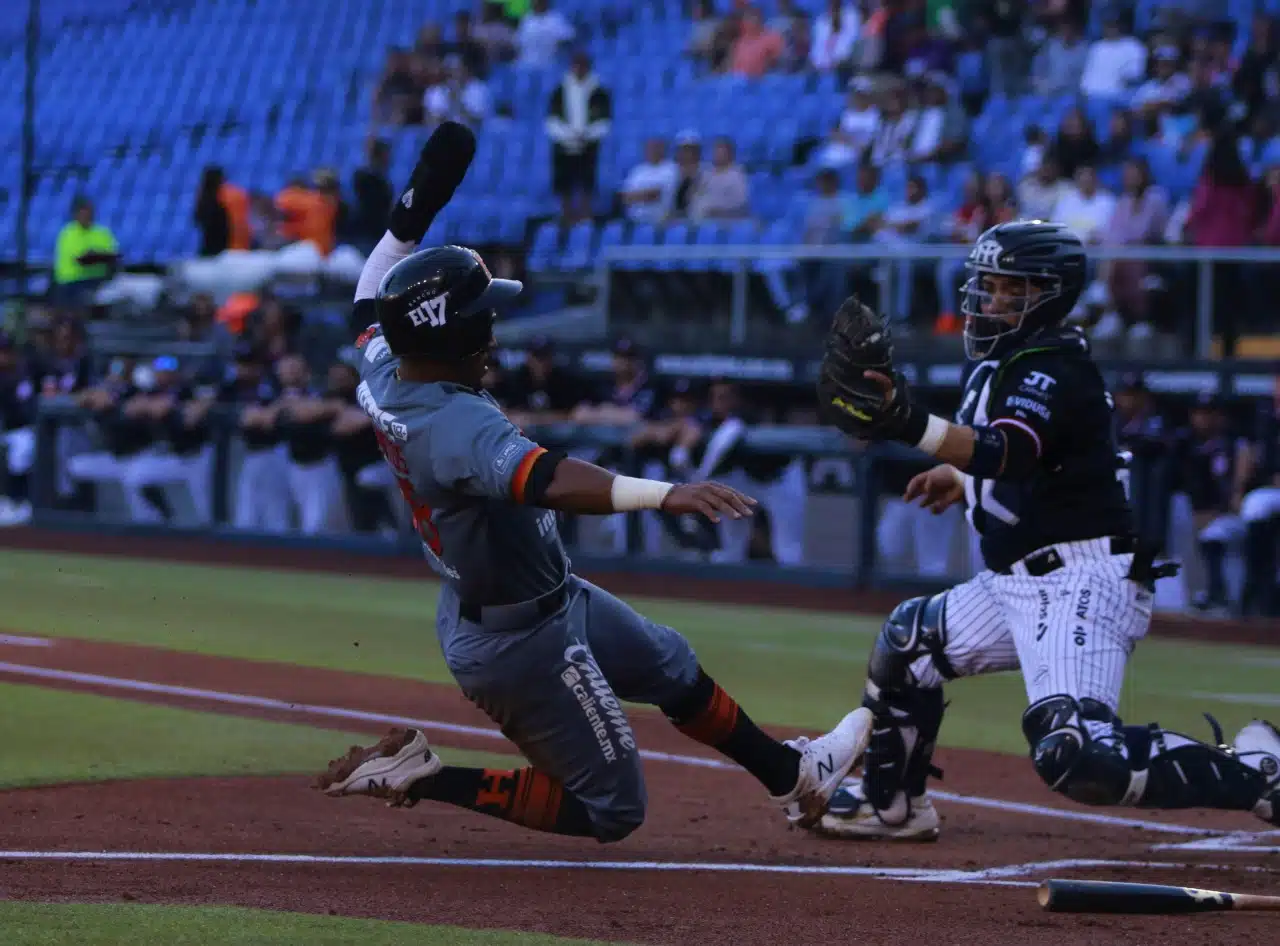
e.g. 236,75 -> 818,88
402,188 -> 414,209
817,756 -> 835,780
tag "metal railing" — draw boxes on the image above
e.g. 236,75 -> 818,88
595,242 -> 1280,353
27,402 -> 1172,590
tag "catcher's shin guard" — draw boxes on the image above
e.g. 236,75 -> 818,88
860,595 -> 951,818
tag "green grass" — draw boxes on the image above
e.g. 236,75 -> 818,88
1,549 -> 1277,756
0,682 -> 520,789
0,903 -> 624,946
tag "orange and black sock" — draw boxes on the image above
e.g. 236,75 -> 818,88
662,667 -> 801,796
404,766 -> 596,837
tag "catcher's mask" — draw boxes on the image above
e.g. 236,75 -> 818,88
959,221 -> 1086,360
960,268 -> 1060,360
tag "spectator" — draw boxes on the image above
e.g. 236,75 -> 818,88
273,354 -> 350,535
1241,376 -> 1280,616
1260,166 -> 1280,245
935,170 -> 988,325
274,174 -> 339,256
36,316 -> 92,398
768,0 -> 804,43
324,360 -> 387,535
1131,45 -> 1191,118
1103,157 -> 1169,329
690,137 -> 750,221
686,0 -> 726,69
193,166 -> 248,256
981,0 -> 1028,99
620,138 -> 679,224
0,333 -> 36,526
500,336 -> 589,426
245,294 -> 301,365
225,343 -> 288,532
1179,56 -> 1229,140
372,49 -> 423,126
1234,15 -> 1280,130
842,159 -> 889,243
423,55 -> 491,128
671,131 -> 705,218
571,338 -> 658,426
415,23 -> 444,60
1100,109 -> 1137,165
1052,164 -> 1115,243
1031,16 -> 1088,98
1020,125 -> 1047,177
809,0 -> 860,73
349,139 -> 394,254
729,6 -> 784,78
785,168 -> 849,324
983,171 -> 1019,225
900,20 -> 955,77
907,73 -> 968,163
1171,393 -> 1253,613
877,172 -> 937,324
1017,154 -> 1067,221
1186,133 -> 1257,247
178,292 -> 236,385
778,14 -> 813,72
1186,132 -> 1260,355
53,197 -> 119,307
1048,106 -> 1100,180
446,11 -> 489,77
815,77 -> 880,168
866,84 -> 916,167
516,0 -> 575,67
546,51 -> 612,222
1080,15 -> 1147,98
473,2 -> 516,66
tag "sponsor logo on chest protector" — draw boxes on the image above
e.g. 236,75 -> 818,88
562,644 -> 637,762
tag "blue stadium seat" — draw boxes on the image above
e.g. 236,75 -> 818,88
525,221 -> 561,275
559,220 -> 597,271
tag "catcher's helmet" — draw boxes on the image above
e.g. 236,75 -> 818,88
375,245 -> 522,359
960,220 -> 1086,360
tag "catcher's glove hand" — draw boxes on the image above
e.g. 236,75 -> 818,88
816,296 -> 915,441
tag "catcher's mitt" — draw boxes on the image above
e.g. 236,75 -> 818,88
816,296 -> 914,440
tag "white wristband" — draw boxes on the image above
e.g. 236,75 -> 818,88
916,414 -> 949,456
610,475 -> 674,512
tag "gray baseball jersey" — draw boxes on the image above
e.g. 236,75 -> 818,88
356,327 -> 569,606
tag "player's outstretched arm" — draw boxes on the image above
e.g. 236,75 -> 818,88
350,121 -> 477,327
527,455 -> 756,522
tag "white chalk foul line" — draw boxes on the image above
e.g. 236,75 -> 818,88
0,851 -> 1267,887
0,661 -> 1224,837
1151,830 -> 1280,853
0,634 -> 53,648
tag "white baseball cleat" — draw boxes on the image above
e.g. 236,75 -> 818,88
773,708 -> 873,828
1233,719 -> 1280,825
810,776 -> 941,841
315,727 -> 443,807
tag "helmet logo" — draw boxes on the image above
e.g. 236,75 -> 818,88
401,188 -> 414,209
408,292 -> 449,328
971,239 -> 1002,268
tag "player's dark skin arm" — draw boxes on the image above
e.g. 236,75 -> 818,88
862,370 -> 989,471
530,454 -> 757,523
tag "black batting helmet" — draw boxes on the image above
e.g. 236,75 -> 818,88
960,220 -> 1086,360
375,245 -> 522,359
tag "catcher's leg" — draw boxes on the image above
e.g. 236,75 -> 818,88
816,573 -> 1019,841
577,577 -> 870,828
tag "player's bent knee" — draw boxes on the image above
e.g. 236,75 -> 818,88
1021,695 -> 1134,806
589,798 -> 646,843
867,593 -> 952,693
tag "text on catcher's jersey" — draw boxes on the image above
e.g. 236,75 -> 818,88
956,327 -> 1134,572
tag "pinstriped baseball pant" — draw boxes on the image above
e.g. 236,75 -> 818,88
907,538 -> 1154,743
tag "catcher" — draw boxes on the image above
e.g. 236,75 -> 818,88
810,220 -> 1280,841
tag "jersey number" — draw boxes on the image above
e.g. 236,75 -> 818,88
374,429 -> 443,557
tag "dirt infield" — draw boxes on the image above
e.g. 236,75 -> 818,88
0,528 -> 1277,944
0,633 -> 1277,945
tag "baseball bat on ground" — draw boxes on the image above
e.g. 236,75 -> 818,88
1038,879 -> 1280,914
